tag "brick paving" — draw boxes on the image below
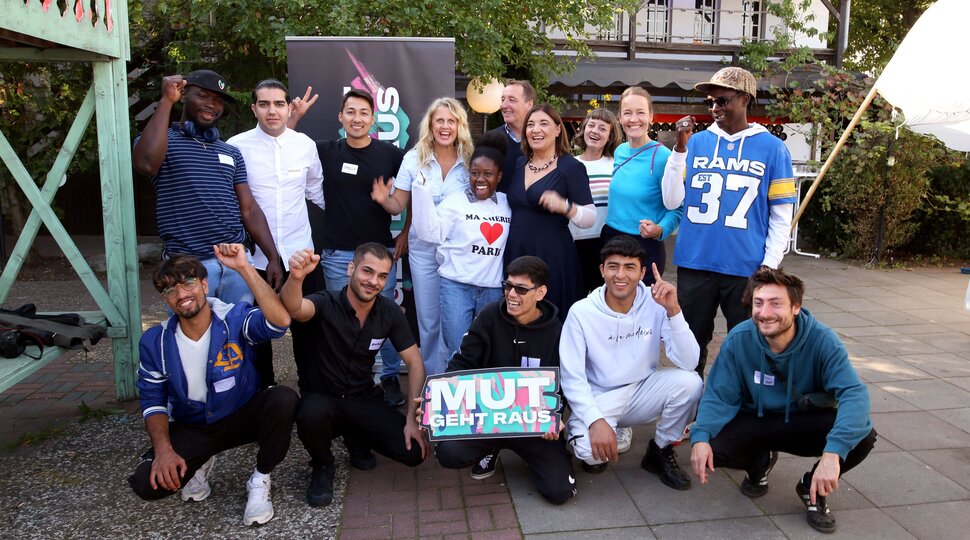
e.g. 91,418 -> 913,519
339,457 -> 520,539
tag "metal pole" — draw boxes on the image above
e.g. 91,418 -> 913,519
791,82 -> 879,230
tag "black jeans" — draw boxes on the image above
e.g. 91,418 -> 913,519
708,409 -> 877,481
676,267 -> 750,377
600,224 -> 666,286
296,387 -> 424,469
254,262 -> 326,388
128,386 -> 299,500
435,436 -> 576,505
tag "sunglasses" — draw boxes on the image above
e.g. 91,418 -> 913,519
502,280 -> 540,295
702,94 -> 743,109
161,277 -> 200,299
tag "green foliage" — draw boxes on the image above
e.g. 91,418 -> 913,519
838,0 -> 933,75
739,0 -> 830,73
768,67 -> 956,260
134,0 -> 640,99
908,160 -> 970,259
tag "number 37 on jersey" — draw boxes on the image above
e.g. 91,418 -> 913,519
685,172 -> 762,230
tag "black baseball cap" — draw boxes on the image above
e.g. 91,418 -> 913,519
184,70 -> 237,104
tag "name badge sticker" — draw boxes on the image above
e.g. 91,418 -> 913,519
217,154 -> 235,166
520,356 -> 541,368
287,168 -> 304,178
763,374 -> 776,386
341,162 -> 359,175
369,338 -> 385,351
213,376 -> 236,393
753,370 -> 762,384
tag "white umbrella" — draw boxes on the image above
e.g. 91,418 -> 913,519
794,0 -> 968,227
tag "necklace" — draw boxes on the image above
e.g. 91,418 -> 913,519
192,137 -> 207,150
527,154 -> 557,173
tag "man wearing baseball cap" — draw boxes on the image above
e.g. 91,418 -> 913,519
133,71 -> 283,322
660,66 -> 797,379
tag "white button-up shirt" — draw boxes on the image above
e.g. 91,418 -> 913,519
227,125 -> 325,270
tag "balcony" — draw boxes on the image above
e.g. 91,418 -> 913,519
547,0 -> 843,65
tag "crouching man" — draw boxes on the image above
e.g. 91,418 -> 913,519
560,236 -> 702,489
690,267 -> 876,534
128,244 -> 298,527
433,256 -> 576,504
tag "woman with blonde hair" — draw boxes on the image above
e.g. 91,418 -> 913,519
570,107 -> 622,292
372,97 -> 474,375
602,86 -> 681,285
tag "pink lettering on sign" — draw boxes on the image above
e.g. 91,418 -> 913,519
480,222 -> 504,245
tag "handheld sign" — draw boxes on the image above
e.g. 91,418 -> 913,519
421,367 -> 562,441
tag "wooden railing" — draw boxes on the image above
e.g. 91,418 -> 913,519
1,0 -> 129,59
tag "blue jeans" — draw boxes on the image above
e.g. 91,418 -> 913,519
201,254 -> 255,305
439,277 -> 503,370
408,238 -> 449,377
321,248 -> 402,379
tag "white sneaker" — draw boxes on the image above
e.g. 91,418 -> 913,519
180,456 -> 216,502
616,427 -> 634,454
243,472 -> 274,526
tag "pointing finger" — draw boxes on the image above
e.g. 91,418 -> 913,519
652,262 -> 662,283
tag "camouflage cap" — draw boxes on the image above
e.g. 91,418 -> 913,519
694,67 -> 758,97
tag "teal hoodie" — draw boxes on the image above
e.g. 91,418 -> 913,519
691,308 -> 872,459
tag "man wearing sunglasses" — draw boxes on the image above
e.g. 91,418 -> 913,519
129,244 -> 297,527
433,256 -> 577,504
661,66 -> 797,379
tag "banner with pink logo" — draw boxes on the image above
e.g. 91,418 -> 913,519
285,37 -> 455,148
421,368 -> 563,441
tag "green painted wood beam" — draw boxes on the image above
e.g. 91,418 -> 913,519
94,58 -> 141,400
0,85 -> 96,304
0,0 -> 125,59
0,134 -> 125,326
0,47 -> 109,63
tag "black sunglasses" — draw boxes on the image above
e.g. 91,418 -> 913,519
502,280 -> 540,295
702,94 -> 743,109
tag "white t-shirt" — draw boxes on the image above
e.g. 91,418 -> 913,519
175,322 -> 212,403
570,156 -> 614,240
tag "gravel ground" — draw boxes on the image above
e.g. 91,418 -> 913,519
0,274 -> 346,538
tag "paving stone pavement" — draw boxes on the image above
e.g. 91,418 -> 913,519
2,246 -> 969,539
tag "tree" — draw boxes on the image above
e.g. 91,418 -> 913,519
838,0 -> 933,74
134,0 -> 640,97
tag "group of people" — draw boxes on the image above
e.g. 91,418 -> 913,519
126,66 -> 875,535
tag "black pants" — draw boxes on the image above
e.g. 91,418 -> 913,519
296,388 -> 424,469
574,236 -> 605,293
600,225 -> 666,286
709,410 -> 877,481
254,262 -> 326,388
435,436 -> 575,505
128,386 -> 299,501
677,267 -> 749,377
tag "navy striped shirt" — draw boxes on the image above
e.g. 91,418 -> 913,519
144,126 -> 248,258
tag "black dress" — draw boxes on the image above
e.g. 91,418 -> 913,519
504,154 -> 593,320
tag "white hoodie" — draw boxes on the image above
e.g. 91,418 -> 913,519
559,282 -> 700,428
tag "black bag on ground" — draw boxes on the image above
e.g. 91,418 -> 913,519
0,304 -> 106,352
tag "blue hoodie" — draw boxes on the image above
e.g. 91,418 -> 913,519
691,308 -> 871,459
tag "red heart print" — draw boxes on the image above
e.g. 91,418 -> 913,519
480,222 -> 504,245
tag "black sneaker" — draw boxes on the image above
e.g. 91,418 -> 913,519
740,450 -> 778,498
641,438 -> 691,491
345,442 -> 377,471
381,376 -> 405,407
307,465 -> 335,507
470,450 -> 499,480
796,478 -> 837,534
581,461 -> 609,474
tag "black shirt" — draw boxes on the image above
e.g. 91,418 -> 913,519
486,125 -> 524,194
294,287 -> 416,397
317,139 -> 405,250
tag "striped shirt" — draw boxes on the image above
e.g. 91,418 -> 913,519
570,155 -> 614,240
144,126 -> 248,259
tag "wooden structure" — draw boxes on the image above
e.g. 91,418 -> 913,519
0,0 -> 140,398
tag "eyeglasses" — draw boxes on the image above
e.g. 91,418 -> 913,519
502,280 -> 540,295
161,278 -> 200,299
702,95 -> 742,109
